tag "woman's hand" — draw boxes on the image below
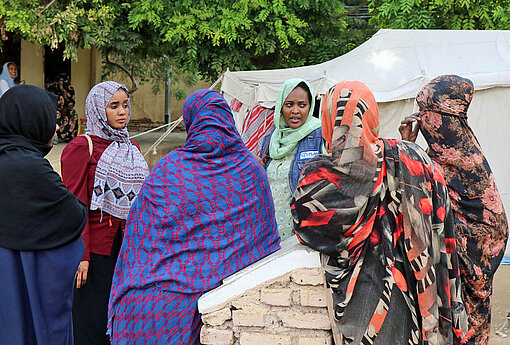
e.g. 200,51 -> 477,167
399,113 -> 421,142
75,260 -> 89,289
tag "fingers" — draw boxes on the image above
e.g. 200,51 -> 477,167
398,122 -> 412,139
75,269 -> 88,288
75,261 -> 89,289
75,271 -> 82,289
74,271 -> 80,288
400,113 -> 420,125
399,113 -> 421,142
412,120 -> 420,136
398,122 -> 411,132
81,268 -> 88,287
75,269 -> 85,289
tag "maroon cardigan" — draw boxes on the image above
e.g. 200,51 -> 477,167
61,135 -> 140,261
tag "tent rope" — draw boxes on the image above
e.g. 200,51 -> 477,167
316,74 -> 327,97
131,122 -> 175,139
140,73 -> 226,156
142,116 -> 183,157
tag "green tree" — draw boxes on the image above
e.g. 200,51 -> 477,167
339,1 -> 376,56
0,0 -> 114,59
368,0 -> 510,30
120,0 -> 352,80
1,0 -> 371,91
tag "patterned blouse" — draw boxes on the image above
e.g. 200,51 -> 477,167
267,154 -> 294,240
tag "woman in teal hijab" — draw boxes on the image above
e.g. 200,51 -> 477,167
258,78 -> 322,240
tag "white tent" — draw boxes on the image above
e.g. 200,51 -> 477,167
221,29 -> 510,255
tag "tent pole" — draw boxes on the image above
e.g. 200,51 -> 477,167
136,70 -> 227,157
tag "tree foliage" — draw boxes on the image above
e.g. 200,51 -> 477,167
0,0 -> 114,59
368,0 -> 510,30
3,0 -> 505,93
120,0 -> 353,81
0,0 -> 362,89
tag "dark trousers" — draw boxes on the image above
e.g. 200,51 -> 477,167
72,227 -> 123,345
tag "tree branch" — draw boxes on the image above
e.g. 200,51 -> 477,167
39,0 -> 57,17
334,1 -> 369,18
103,52 -> 138,93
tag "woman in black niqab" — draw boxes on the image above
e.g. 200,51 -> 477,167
0,85 -> 87,345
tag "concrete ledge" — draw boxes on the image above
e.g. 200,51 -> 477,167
198,236 -> 321,313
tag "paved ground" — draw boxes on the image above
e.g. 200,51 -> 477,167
491,265 -> 510,344
46,131 -> 510,344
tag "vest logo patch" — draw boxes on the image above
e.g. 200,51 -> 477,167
299,150 -> 319,160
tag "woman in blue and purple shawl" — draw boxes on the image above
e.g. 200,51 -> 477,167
108,89 -> 280,344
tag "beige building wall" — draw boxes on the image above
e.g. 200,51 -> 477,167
112,73 -> 166,124
20,40 -> 44,88
89,46 -> 102,86
169,80 -> 211,121
19,40 -> 213,126
71,47 -> 101,119
70,48 -> 89,118
20,41 -> 101,120
112,75 -> 210,124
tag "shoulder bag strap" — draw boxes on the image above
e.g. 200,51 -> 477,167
82,134 -> 93,163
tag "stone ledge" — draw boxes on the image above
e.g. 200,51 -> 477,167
198,236 -> 321,314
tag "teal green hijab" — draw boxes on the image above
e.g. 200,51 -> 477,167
269,78 -> 321,159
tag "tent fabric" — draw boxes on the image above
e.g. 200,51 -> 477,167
222,29 -> 510,105
221,29 -> 510,256
240,104 -> 275,155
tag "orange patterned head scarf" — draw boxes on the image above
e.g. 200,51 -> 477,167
291,81 -> 386,261
321,80 -> 382,180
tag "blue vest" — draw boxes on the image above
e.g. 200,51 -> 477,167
261,127 -> 322,192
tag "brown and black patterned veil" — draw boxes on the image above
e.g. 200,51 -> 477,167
417,75 -> 508,345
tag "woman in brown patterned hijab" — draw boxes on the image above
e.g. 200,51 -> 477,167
46,73 -> 78,142
292,80 -> 472,344
400,74 -> 508,345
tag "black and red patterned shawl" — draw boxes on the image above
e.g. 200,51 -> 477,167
291,81 -> 473,344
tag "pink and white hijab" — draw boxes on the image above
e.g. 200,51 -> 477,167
85,81 -> 149,219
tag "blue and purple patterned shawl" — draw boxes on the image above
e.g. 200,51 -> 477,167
108,89 -> 280,325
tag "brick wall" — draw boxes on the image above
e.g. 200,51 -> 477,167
200,267 -> 333,345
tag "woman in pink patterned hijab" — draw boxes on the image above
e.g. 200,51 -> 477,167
61,81 -> 149,345
84,81 -> 149,219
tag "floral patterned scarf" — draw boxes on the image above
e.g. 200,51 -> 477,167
417,75 -> 508,344
85,81 -> 149,219
292,81 -> 472,344
46,73 -> 78,142
416,75 -> 507,219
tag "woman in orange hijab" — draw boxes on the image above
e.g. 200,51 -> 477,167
291,81 -> 472,344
